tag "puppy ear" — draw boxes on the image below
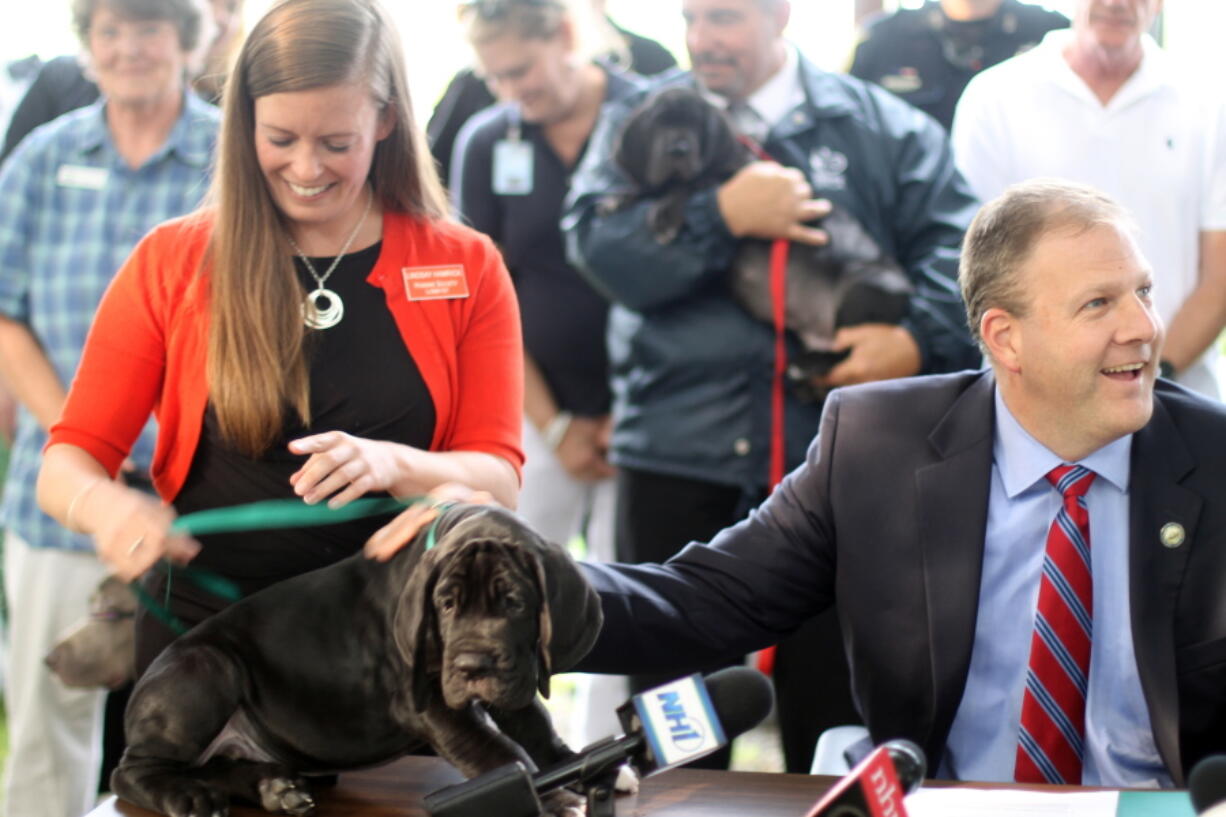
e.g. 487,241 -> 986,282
705,104 -> 749,179
612,100 -> 655,188
527,534 -> 603,676
531,553 -> 553,699
394,549 -> 445,712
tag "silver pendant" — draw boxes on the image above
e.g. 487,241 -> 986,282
303,287 -> 343,330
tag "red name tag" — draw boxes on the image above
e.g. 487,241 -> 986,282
402,266 -> 470,301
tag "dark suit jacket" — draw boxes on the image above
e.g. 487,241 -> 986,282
578,370 -> 1226,785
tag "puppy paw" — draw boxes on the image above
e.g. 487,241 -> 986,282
541,786 -> 586,817
258,775 -> 316,816
613,763 -> 639,795
160,781 -> 229,817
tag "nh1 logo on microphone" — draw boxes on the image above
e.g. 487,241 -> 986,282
630,673 -> 727,770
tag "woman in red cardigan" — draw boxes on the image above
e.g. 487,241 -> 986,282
37,0 -> 524,672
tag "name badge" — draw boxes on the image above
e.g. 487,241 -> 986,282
402,266 -> 470,301
56,164 -> 109,190
492,139 -> 533,195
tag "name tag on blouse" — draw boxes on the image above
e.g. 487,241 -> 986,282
56,164 -> 109,190
402,266 -> 470,301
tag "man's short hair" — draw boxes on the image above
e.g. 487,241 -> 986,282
960,178 -> 1136,354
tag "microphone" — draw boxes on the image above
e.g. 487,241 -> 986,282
424,666 -> 774,817
1191,755 -> 1226,816
803,739 -> 926,817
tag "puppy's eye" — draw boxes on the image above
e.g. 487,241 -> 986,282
503,594 -> 525,613
438,594 -> 458,613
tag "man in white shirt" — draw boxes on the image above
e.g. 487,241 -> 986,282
952,0 -> 1226,397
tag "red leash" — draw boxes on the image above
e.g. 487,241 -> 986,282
738,135 -> 790,675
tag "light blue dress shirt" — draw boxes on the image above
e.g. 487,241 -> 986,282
938,388 -> 1170,787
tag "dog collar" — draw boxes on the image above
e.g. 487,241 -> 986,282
423,500 -> 458,551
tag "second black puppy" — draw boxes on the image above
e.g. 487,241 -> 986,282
111,504 -> 601,817
607,86 -> 913,394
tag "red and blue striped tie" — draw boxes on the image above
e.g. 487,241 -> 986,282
1015,464 -> 1096,784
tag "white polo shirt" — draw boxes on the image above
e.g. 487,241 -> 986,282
952,29 -> 1226,397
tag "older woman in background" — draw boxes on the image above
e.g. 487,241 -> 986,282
0,0 -> 219,813
1,0 -> 242,162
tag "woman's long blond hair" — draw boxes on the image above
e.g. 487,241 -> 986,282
207,0 -> 447,457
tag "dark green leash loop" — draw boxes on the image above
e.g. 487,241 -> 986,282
134,494 -> 455,634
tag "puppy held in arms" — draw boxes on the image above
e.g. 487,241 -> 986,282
111,504 -> 603,817
605,85 -> 914,399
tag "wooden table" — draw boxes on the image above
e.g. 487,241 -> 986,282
86,756 -> 853,817
87,756 -> 1099,817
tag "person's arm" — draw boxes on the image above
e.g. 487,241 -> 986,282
1160,230 -> 1226,372
522,355 -> 615,482
0,316 -> 65,429
825,88 -> 981,385
39,443 -> 198,581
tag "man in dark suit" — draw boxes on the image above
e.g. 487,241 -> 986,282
572,178 -> 1226,787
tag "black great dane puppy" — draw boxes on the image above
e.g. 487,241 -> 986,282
111,504 -> 602,817
605,85 -> 914,399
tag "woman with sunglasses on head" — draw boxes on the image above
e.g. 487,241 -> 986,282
449,0 -> 640,748
37,0 -> 524,676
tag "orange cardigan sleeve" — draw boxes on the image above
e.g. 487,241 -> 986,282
444,225 -> 524,476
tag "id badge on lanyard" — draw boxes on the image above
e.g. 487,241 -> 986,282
492,116 -> 534,196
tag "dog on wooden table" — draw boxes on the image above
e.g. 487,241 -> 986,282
111,504 -> 602,817
604,85 -> 913,399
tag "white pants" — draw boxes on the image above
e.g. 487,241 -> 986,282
518,421 -> 626,748
2,532 -> 108,817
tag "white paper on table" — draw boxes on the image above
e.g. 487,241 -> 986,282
905,787 -> 1120,816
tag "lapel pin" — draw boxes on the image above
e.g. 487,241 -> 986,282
1159,522 -> 1185,549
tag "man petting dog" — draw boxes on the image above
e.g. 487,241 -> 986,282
561,0 -> 979,772
565,179 -> 1226,787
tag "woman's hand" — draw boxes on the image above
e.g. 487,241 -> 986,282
84,480 -> 200,582
288,431 -> 409,508
364,483 -> 495,562
555,415 -> 617,482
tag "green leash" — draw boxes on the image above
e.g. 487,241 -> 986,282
136,495 -> 456,634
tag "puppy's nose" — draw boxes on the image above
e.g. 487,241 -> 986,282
452,652 -> 494,679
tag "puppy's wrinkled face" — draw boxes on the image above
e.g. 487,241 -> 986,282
434,541 -> 544,711
642,118 -> 706,188
615,87 -> 746,193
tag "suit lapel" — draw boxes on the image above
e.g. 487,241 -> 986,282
916,373 -> 997,757
1128,393 -> 1199,785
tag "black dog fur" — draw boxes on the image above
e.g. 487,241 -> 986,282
110,504 -> 602,817
606,86 -> 914,398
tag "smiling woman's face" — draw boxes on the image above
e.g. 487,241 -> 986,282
253,82 -> 392,243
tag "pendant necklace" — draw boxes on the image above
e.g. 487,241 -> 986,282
286,190 -> 373,330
